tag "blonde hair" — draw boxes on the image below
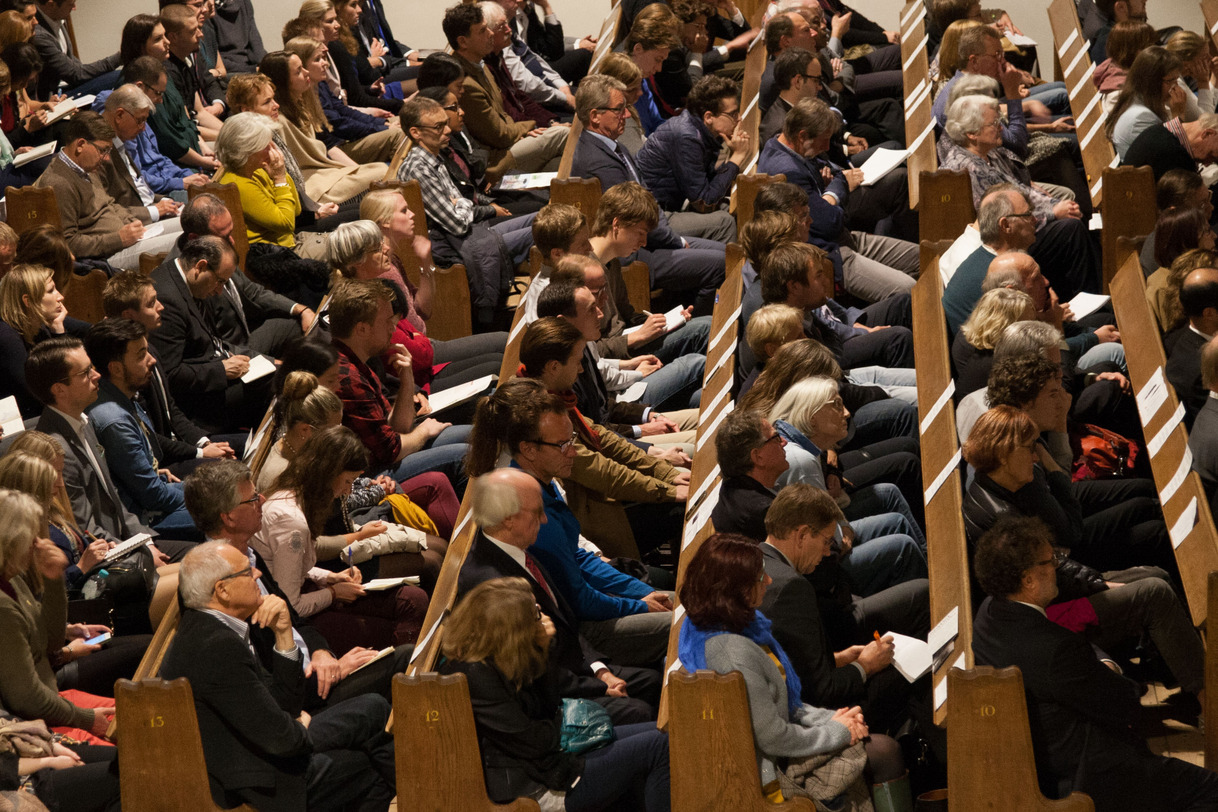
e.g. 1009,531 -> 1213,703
328,220 -> 384,277
276,370 -> 342,438
746,303 -> 804,362
0,453 -> 55,523
441,577 -> 549,690
938,19 -> 983,82
0,11 -> 31,50
359,188 -> 404,227
0,264 -> 53,343
7,430 -> 76,532
0,488 -> 43,580
960,287 -> 1035,350
769,376 -> 840,435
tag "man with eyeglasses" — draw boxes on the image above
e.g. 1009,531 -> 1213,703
34,111 -> 183,269
972,515 -> 1218,812
161,541 -> 397,812
634,74 -> 746,243
760,47 -> 821,145
97,84 -> 185,224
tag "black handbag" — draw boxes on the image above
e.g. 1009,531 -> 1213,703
80,546 -> 159,635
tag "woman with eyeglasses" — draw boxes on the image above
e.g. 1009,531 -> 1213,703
439,576 -> 672,811
960,406 -> 1206,709
251,423 -> 432,654
1108,46 -> 1186,161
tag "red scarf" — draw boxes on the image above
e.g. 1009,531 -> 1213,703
518,364 -> 602,451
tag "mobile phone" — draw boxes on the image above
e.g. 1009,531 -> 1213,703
85,632 -> 112,646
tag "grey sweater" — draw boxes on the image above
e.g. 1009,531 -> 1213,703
703,633 -> 851,787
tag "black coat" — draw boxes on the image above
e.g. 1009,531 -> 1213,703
1122,122 -> 1197,183
1165,325 -> 1208,427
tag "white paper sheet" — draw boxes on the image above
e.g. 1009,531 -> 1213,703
860,147 -> 909,185
137,222 -> 165,241
12,141 -> 55,167
928,606 -> 960,656
498,171 -> 558,190
0,396 -> 24,438
616,380 -> 648,403
1135,367 -> 1169,427
45,94 -> 94,125
1066,291 -> 1109,320
1169,496 -> 1198,549
887,632 -> 933,683
350,646 -> 396,673
623,305 -> 685,336
1004,32 -> 1037,46
240,354 -> 276,384
425,374 -> 494,415
363,577 -> 420,591
1160,448 -> 1194,506
1147,402 -> 1186,457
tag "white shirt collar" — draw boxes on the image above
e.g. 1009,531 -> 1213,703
484,532 -> 528,570
1013,600 -> 1047,617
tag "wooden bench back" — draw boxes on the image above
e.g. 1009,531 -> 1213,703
105,600 -> 181,738
947,666 -> 1094,812
6,185 -> 61,234
1047,0 -> 1115,208
1208,570 -> 1218,769
114,677 -> 256,812
138,251 -> 167,276
1108,255 -> 1218,625
589,3 -> 624,75
737,19 -> 768,179
734,173 -> 786,234
1203,0 -> 1218,51
188,182 -> 249,272
405,497 -> 478,675
549,176 -> 602,222
912,248 -> 974,725
899,1 -> 936,210
392,673 -> 540,811
1100,166 -> 1157,292
669,669 -> 816,811
918,170 -> 975,244
62,266 -> 109,324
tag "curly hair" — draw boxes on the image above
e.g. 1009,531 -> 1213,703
974,515 -> 1053,599
986,353 -> 1059,409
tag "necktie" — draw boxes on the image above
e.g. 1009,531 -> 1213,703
223,278 -> 250,338
199,299 -> 232,359
80,421 -> 131,537
524,553 -> 557,605
614,143 -> 641,184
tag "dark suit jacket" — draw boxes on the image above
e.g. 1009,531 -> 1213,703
160,609 -> 311,811
35,407 -> 153,542
759,96 -> 791,150
31,10 -> 120,100
1122,123 -> 1196,183
513,2 -> 564,62
972,596 -> 1158,807
140,357 -> 207,450
165,52 -> 225,114
570,130 -> 683,251
1165,325 -> 1208,427
759,543 -> 866,708
457,531 -> 608,699
207,270 -> 298,349
148,257 -> 247,429
710,475 -> 775,542
1189,396 -> 1218,514
94,142 -> 165,222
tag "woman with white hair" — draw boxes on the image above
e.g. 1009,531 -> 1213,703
769,377 -> 928,596
216,111 -> 302,248
940,93 -> 1100,300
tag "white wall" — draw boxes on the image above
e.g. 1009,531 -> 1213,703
71,0 -> 1206,83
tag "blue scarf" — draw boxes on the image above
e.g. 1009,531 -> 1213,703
678,610 -> 803,717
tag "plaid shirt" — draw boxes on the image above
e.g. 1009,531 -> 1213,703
335,340 -> 400,471
398,145 -> 474,237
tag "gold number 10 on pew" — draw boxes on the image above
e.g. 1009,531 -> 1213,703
979,705 -> 995,717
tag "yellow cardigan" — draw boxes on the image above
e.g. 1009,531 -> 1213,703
218,168 -> 301,248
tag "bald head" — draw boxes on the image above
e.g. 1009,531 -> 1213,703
986,251 -> 1046,309
470,468 -> 546,549
1181,266 -> 1218,331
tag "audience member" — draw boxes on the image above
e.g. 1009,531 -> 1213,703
31,0 -> 119,99
1166,264 -> 1218,424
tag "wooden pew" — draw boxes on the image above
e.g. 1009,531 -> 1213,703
188,182 -> 249,273
555,5 -> 623,181
1099,166 -> 1157,292
736,14 -> 768,180
1202,0 -> 1218,53
1107,254 -> 1218,625
6,185 -> 61,233
369,179 -> 473,341
114,677 -> 257,812
62,266 -> 109,323
138,251 -> 168,276
911,246 -> 974,725
404,495 -> 478,676
1208,570 -> 1218,770
669,670 -> 816,811
900,1 -> 937,211
392,673 -> 540,811
734,172 -> 786,234
918,170 -> 975,245
1047,0 -> 1116,210
947,667 -> 1094,811
105,600 -> 182,739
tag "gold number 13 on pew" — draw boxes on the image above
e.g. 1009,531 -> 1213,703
149,716 -> 164,727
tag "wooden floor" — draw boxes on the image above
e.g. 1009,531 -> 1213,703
1144,680 -> 1205,767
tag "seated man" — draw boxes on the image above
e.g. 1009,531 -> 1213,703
493,0 -> 576,113
635,74 -> 745,242
490,379 -> 675,666
507,0 -> 594,85
518,202 -> 592,322
1122,113 -> 1218,184
759,46 -> 821,146
972,515 -> 1218,811
162,4 -> 225,141
33,112 -> 182,270
132,52 -> 218,172
1190,335 -> 1218,512
757,97 -> 919,303
102,270 -> 241,469
32,0 -> 119,100
208,0 -> 266,74
96,85 -> 184,223
183,460 -> 415,707
329,278 -> 469,488
84,318 -> 200,539
458,468 -> 661,723
148,236 -> 273,433
570,74 -> 728,316
477,1 -> 559,126
160,542 -> 396,812
443,2 -> 568,178
760,482 -> 934,742
1166,265 -> 1218,425
710,408 -> 927,597
92,65 -> 211,201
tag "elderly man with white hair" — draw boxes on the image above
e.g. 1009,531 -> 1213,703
940,93 -> 1101,300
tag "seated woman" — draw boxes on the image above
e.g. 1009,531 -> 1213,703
439,577 -> 671,811
0,61 -> 47,188
259,49 -> 386,206
0,702 -> 121,812
256,369 -> 456,562
1146,217 -> 1217,333
952,287 -> 1036,396
1108,46 -> 1185,160
334,207 -> 506,395
0,264 -> 86,419
296,0 -> 400,113
213,111 -> 331,307
941,93 -> 1100,300
0,489 -> 115,741
961,406 -> 1206,705
226,72 -> 355,232
1093,20 -> 1157,115
1166,31 -> 1218,121
0,450 -> 157,694
0,43 -> 56,157
285,35 -> 404,166
678,533 -> 905,808
250,424 -> 431,652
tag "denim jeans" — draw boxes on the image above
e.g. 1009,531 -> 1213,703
839,530 -> 928,597
640,352 -> 704,411
1078,341 -> 1126,372
845,485 -> 926,550
379,424 -> 471,497
847,366 -> 918,405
